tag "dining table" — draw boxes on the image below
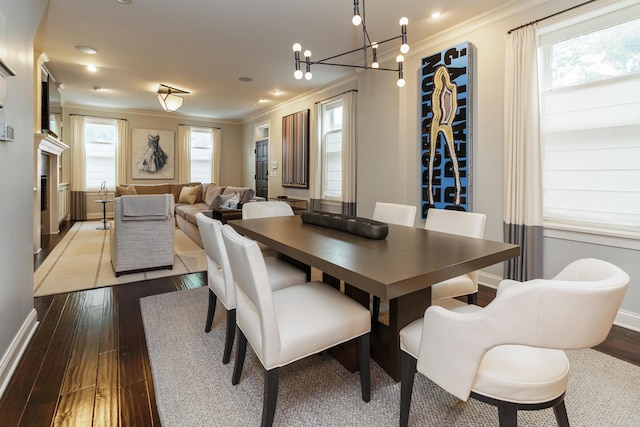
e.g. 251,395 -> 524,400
228,214 -> 520,381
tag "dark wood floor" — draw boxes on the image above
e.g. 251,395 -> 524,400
1,221 -> 638,426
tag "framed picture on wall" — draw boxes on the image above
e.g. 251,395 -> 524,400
420,41 -> 473,217
282,109 -> 309,188
132,128 -> 175,180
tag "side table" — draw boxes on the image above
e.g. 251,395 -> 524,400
95,199 -> 114,230
207,207 -> 243,224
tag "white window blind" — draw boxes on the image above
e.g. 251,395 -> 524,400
539,12 -> 640,235
190,127 -> 214,183
320,100 -> 343,200
85,118 -> 117,190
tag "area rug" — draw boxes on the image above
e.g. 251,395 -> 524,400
141,286 -> 640,426
34,221 -> 206,297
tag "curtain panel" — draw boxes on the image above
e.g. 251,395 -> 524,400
503,25 -> 544,281
117,119 -> 128,185
69,115 -> 87,220
341,91 -> 357,216
178,125 -> 191,183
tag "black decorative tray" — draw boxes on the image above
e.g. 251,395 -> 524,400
300,211 -> 389,240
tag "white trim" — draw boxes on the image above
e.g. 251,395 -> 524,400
544,226 -> 640,251
0,310 -> 38,399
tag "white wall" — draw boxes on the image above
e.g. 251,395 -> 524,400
242,0 -> 639,331
0,0 -> 48,398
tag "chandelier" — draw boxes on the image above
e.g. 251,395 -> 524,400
292,0 -> 408,87
157,84 -> 189,112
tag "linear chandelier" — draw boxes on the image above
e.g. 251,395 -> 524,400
292,0 -> 409,87
157,84 -> 189,112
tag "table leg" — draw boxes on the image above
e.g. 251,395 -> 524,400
97,201 -> 110,230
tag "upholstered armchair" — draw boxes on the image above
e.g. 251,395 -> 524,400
399,258 -> 629,427
110,194 -> 175,276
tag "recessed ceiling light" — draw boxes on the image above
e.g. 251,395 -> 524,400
272,90 -> 283,96
93,86 -> 105,91
116,0 -> 132,4
431,12 -> 442,19
87,65 -> 98,72
239,77 -> 253,82
76,45 -> 98,54
258,99 -> 269,103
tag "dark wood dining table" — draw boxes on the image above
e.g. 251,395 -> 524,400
228,215 -> 520,381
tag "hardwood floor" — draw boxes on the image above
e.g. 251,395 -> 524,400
1,224 -> 638,426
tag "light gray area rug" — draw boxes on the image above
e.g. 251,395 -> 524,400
34,220 -> 206,297
141,286 -> 640,426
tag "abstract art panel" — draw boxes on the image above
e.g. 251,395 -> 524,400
132,128 -> 175,180
420,42 -> 472,217
282,109 -> 309,188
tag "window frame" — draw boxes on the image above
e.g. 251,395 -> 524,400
319,99 -> 343,201
84,117 -> 118,191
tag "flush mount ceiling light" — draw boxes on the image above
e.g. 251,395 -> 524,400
157,84 -> 189,112
76,45 -> 98,54
292,0 -> 408,88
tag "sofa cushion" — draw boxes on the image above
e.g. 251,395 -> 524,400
116,185 -> 137,196
175,202 -> 210,225
178,185 -> 200,204
205,184 -> 227,207
133,183 -> 171,195
222,186 -> 256,204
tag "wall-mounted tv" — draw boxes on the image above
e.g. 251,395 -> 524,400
41,65 -> 61,138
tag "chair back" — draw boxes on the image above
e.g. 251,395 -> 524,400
242,201 -> 294,219
195,213 -> 236,308
417,258 -> 629,399
424,208 -> 486,238
222,224 -> 281,367
373,202 -> 416,227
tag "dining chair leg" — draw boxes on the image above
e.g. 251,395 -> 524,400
205,289 -> 217,332
232,329 -> 247,385
497,401 -> 518,427
357,333 -> 371,402
400,351 -> 417,427
467,292 -> 478,305
262,368 -> 279,427
222,308 -> 236,364
372,296 -> 381,322
553,400 -> 570,427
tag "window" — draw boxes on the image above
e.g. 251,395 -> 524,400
190,127 -> 214,183
539,9 -> 640,236
85,118 -> 117,189
320,100 -> 343,199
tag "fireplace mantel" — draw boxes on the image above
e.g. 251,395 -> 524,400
34,132 -> 69,155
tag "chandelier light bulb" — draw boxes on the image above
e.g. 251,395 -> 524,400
304,50 -> 312,58
396,55 -> 404,63
352,14 -> 362,26
399,17 -> 409,26
401,44 -> 410,54
305,71 -> 313,80
293,43 -> 301,52
372,61 -> 379,69
397,78 -> 406,88
294,69 -> 303,79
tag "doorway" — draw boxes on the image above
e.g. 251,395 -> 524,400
254,123 -> 270,199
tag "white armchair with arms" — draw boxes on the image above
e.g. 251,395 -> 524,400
399,258 -> 629,427
110,194 -> 175,276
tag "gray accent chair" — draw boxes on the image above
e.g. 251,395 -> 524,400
110,194 -> 175,276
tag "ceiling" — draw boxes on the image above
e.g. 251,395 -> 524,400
35,0 -> 511,122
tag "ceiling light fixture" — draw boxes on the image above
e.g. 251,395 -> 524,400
76,45 -> 98,54
157,84 -> 189,112
292,0 -> 408,88
87,65 -> 98,72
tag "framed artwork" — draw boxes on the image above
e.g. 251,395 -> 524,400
420,41 -> 472,217
282,109 -> 309,188
132,128 -> 175,179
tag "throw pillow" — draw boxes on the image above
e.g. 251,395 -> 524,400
116,185 -> 137,196
205,184 -> 226,207
223,193 -> 240,209
178,185 -> 199,205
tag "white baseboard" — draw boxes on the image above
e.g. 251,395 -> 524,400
0,309 -> 38,399
479,272 -> 639,333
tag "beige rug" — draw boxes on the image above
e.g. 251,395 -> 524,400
34,221 -> 206,297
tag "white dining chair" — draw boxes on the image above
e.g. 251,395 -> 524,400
222,224 -> 371,427
195,213 -> 307,364
399,258 -> 629,427
424,208 -> 486,304
242,200 -> 294,219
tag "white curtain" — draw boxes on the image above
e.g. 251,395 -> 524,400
69,115 -> 87,220
309,104 -> 322,211
503,25 -> 544,281
341,90 -> 357,216
116,119 -> 128,185
178,125 -> 191,182
212,127 -> 222,184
